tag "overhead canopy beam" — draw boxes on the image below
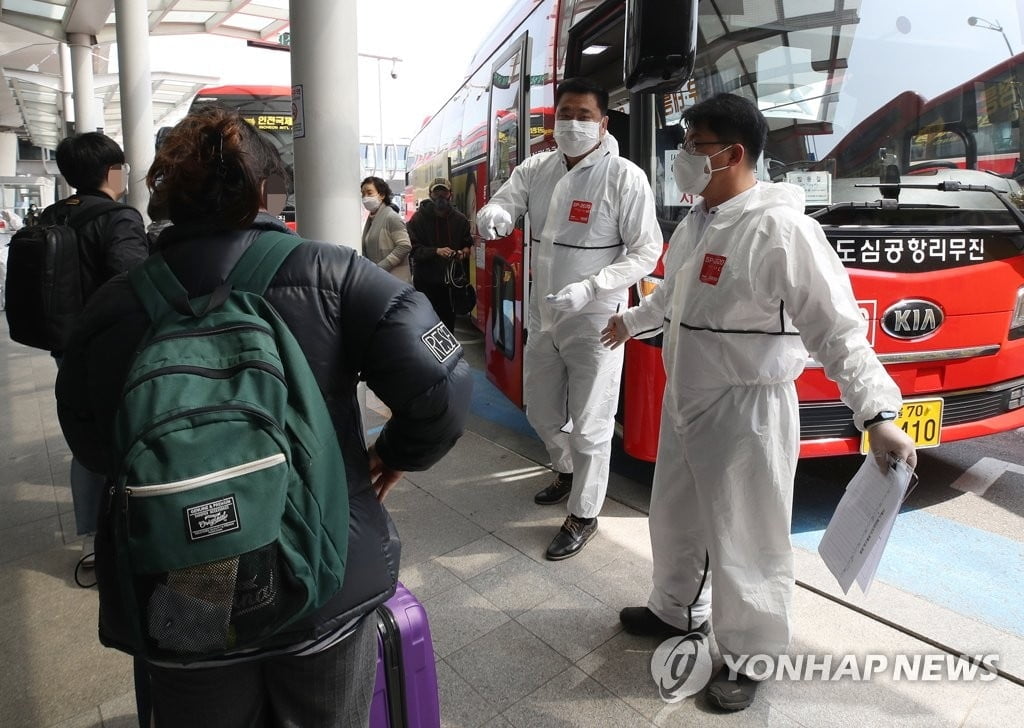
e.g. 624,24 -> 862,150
64,0 -> 115,35
0,11 -> 64,41
0,0 -> 293,148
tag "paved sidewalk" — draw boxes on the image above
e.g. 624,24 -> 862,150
0,321 -> 1018,727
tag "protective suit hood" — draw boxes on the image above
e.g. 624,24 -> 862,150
697,180 -> 805,226
742,180 -> 805,213
598,131 -> 620,158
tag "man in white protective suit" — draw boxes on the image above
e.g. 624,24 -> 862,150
602,93 -> 917,710
477,77 -> 661,560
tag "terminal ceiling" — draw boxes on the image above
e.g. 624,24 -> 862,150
0,0 -> 290,149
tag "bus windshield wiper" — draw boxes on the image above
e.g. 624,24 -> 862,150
808,199 -> 955,222
845,181 -> 1024,235
811,201 -> 955,212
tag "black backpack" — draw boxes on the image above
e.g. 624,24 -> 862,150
4,198 -> 127,351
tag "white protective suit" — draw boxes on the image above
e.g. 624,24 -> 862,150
621,182 -> 902,660
479,134 -> 661,518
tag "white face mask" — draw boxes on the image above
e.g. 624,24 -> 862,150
672,145 -> 733,195
553,120 -> 602,158
362,195 -> 381,212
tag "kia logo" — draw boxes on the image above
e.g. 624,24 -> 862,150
882,299 -> 943,339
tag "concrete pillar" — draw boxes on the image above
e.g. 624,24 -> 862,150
66,33 -> 96,134
114,0 -> 154,222
289,2 -> 360,247
58,43 -> 74,137
0,132 -> 17,176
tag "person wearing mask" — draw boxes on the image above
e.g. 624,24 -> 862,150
55,105 -> 472,727
408,177 -> 473,332
361,176 -> 412,282
602,93 -> 916,710
476,77 -> 661,560
41,132 -> 150,571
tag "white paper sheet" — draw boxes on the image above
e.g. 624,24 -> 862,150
818,455 -> 917,595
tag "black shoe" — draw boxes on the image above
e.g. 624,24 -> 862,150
706,665 -> 760,711
545,515 -> 597,560
619,607 -> 709,639
534,474 -> 572,505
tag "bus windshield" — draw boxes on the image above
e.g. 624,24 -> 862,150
189,88 -> 296,218
657,0 -> 1024,222
190,91 -> 294,176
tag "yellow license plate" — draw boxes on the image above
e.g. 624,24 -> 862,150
860,398 -> 944,454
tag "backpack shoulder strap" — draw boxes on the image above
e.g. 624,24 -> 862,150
129,230 -> 302,322
127,253 -> 191,322
227,230 -> 304,296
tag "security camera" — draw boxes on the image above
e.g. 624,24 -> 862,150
390,70 -> 398,79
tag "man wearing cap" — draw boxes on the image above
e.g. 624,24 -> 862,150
408,177 -> 474,332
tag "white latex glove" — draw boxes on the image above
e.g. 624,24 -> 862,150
867,420 -> 917,473
477,205 -> 513,240
546,280 -> 595,313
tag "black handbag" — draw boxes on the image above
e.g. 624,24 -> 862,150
445,257 -> 476,315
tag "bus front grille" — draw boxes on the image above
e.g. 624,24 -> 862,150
800,387 -> 1012,441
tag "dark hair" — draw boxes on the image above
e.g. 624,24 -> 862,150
681,93 -> 768,167
55,132 -> 125,191
361,176 -> 393,207
146,104 -> 288,228
555,77 -> 609,116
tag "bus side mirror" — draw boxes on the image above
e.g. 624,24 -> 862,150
624,0 -> 698,93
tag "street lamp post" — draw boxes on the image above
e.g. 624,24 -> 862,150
359,53 -> 402,181
968,16 -> 1015,57
968,15 -> 1024,178
967,15 -> 1021,113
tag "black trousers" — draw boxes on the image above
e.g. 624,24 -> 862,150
146,615 -> 377,728
414,280 -> 456,333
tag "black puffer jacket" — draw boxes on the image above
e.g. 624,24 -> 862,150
40,190 -> 150,302
55,213 -> 472,658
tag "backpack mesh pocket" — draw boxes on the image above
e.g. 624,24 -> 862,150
145,542 -> 305,655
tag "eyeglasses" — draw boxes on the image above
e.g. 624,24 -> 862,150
679,139 -> 730,155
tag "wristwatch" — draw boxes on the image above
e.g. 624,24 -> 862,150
865,410 -> 898,428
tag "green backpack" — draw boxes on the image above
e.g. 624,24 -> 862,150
106,231 -> 348,660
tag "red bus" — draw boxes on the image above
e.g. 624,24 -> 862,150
188,85 -> 297,226
186,86 -> 412,221
408,0 -> 1024,461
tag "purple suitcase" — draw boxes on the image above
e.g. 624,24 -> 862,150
369,582 -> 440,728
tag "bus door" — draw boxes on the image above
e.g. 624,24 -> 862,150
559,0 -> 696,459
484,34 -> 530,407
